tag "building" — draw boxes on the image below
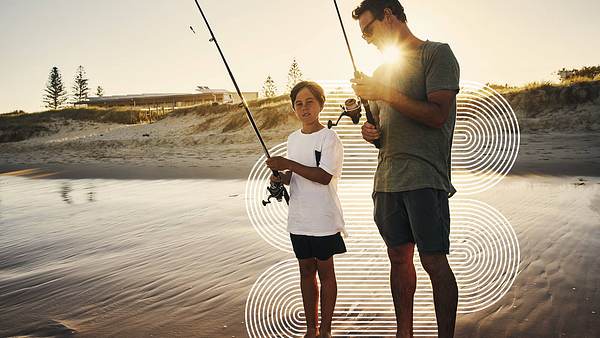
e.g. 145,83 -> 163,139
79,89 -> 259,110
81,89 -> 233,110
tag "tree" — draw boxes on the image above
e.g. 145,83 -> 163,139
286,58 -> 303,93
72,65 -> 89,102
43,66 -> 68,109
96,86 -> 104,97
262,75 -> 277,98
557,65 -> 600,82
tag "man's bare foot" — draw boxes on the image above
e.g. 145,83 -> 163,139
318,331 -> 332,338
304,327 -> 319,338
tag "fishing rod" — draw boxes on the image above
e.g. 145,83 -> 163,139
191,0 -> 289,206
331,0 -> 381,148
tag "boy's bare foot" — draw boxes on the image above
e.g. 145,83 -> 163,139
304,327 -> 319,338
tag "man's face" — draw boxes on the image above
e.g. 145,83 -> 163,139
358,10 -> 387,51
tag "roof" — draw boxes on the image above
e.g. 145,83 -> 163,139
80,91 -> 231,104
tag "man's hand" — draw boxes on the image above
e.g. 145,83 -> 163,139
351,73 -> 389,101
265,156 -> 291,171
361,122 -> 380,143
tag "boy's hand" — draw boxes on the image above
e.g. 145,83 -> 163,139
269,174 -> 282,183
266,156 -> 291,171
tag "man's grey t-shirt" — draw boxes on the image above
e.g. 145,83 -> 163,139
371,40 -> 460,196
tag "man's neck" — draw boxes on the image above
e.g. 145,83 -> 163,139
396,25 -> 425,51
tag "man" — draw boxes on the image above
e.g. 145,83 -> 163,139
350,1 -> 460,337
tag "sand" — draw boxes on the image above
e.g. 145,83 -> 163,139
0,115 -> 599,337
1,114 -> 599,180
455,175 -> 600,337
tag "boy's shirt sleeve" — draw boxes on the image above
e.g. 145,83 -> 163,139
318,132 -> 344,178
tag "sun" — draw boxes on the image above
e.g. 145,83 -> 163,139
381,45 -> 402,64
357,44 -> 405,75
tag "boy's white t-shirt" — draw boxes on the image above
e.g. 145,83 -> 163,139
287,127 -> 346,237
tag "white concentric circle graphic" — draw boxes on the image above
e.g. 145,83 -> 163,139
245,260 -> 305,337
245,200 -> 520,337
452,81 -> 520,194
245,81 -> 521,337
245,142 -> 292,252
449,199 -> 520,313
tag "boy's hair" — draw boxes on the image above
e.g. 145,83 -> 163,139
352,0 -> 407,23
290,81 -> 326,110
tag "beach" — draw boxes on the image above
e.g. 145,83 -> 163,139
0,174 -> 598,337
1,103 -> 599,337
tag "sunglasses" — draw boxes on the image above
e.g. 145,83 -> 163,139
361,17 -> 378,40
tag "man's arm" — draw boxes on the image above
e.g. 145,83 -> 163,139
386,88 -> 456,128
352,77 -> 456,129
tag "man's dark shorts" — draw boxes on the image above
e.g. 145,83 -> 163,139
372,188 -> 450,254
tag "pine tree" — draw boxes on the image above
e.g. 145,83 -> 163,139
286,58 -> 303,93
72,65 -> 89,102
96,86 -> 104,97
43,66 -> 68,109
262,75 -> 277,98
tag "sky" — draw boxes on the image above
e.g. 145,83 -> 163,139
0,0 -> 599,113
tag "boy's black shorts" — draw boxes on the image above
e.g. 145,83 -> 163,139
290,232 -> 346,261
372,188 -> 451,254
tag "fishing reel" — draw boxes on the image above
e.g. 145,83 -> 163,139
327,98 -> 362,129
262,181 -> 290,206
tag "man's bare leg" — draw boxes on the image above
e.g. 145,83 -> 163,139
299,258 -> 320,338
388,243 -> 417,338
419,253 -> 458,338
316,257 -> 337,338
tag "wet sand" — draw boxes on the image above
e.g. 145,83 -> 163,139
0,175 -> 598,337
0,178 -> 287,337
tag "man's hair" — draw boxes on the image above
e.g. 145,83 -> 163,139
290,81 -> 326,110
352,0 -> 407,23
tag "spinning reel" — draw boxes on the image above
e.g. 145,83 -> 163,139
327,98 -> 363,129
262,180 -> 290,206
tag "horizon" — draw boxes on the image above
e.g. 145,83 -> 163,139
1,0 -> 599,113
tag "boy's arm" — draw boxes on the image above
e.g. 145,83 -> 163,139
266,156 -> 332,185
288,160 -> 332,185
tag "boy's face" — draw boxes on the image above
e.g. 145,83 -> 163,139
293,88 -> 321,125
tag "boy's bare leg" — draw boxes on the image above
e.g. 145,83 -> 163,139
419,253 -> 457,338
316,257 -> 337,337
299,258 -> 320,338
388,243 -> 417,338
